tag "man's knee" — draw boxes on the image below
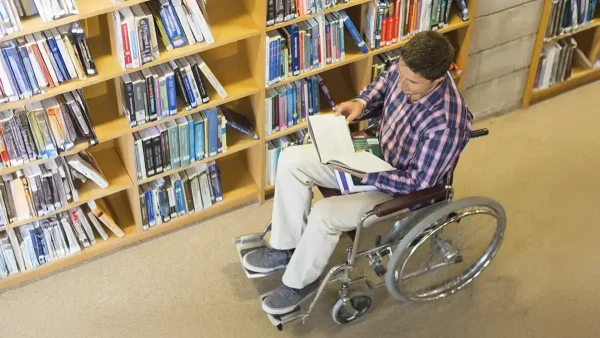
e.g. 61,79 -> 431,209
307,198 -> 345,234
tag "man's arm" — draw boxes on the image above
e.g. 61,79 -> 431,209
360,128 -> 464,196
354,61 -> 399,120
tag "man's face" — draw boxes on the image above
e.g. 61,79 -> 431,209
397,61 -> 439,96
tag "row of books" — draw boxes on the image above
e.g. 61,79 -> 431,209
535,37 -> 578,90
0,21 -> 96,104
265,74 -> 336,136
266,10 -> 366,86
139,161 -> 222,230
0,149 -> 108,227
363,0 -> 469,50
112,0 -> 213,70
0,90 -> 97,170
371,48 -> 401,80
545,0 -> 599,41
133,107 -> 227,180
0,198 -> 124,278
0,0 -> 79,38
265,131 -> 307,186
119,54 -> 227,128
266,0 -> 349,26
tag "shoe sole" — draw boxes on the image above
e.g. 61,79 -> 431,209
261,289 -> 318,315
242,251 -> 287,274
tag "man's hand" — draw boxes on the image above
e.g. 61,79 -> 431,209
335,100 -> 364,125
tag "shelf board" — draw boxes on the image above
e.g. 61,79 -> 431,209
4,147 -> 133,230
138,135 -> 259,185
531,66 -> 600,102
0,0 -> 150,43
0,4 -> 261,111
135,156 -> 259,240
266,0 -> 371,32
544,18 -> 600,43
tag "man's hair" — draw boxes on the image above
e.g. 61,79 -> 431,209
399,31 -> 455,81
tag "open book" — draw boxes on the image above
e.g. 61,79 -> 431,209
307,114 -> 394,175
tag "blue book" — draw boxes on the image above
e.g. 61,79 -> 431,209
204,108 -> 219,157
144,189 -> 155,226
16,41 -> 40,95
340,11 -> 369,54
187,116 -> 195,162
181,71 -> 197,109
276,37 -> 281,82
2,45 -> 29,97
193,115 -> 205,160
208,161 -> 223,202
286,85 -> 293,127
292,83 -> 298,125
174,179 -> 186,215
268,37 -> 274,85
45,33 -> 69,81
159,1 -> 187,47
285,25 -> 300,75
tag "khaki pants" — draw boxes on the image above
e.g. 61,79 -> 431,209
270,144 -> 393,289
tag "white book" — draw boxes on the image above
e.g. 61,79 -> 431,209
184,0 -> 213,43
75,206 -> 96,245
181,0 -> 204,43
50,27 -> 77,79
171,0 -> 196,45
24,35 -> 48,90
119,7 -> 140,68
33,32 -> 60,87
133,132 -> 146,179
307,114 -> 395,175
111,9 -> 130,70
65,151 -> 109,188
0,49 -> 17,101
192,54 -> 227,98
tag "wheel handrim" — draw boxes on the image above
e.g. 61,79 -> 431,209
396,205 -> 505,301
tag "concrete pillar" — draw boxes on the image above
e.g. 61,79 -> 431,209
463,0 -> 544,120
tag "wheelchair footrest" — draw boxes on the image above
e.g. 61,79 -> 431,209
233,234 -> 278,279
260,290 -> 304,328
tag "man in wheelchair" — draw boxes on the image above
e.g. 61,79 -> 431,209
243,31 -> 474,315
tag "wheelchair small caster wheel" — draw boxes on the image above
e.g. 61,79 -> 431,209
331,292 -> 373,325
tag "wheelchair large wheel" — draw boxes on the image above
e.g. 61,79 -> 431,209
385,197 -> 506,302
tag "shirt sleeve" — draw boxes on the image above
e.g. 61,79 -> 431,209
355,61 -> 399,120
361,127 -> 463,196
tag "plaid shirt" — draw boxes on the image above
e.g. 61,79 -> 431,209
355,61 -> 473,197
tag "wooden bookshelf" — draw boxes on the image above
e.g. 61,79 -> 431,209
522,1 -> 600,107
0,0 -> 477,290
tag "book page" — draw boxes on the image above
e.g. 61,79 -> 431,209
329,151 -> 395,174
307,114 -> 355,163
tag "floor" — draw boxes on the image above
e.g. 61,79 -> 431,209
1,81 -> 600,338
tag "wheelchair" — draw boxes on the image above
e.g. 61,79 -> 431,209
232,123 -> 506,331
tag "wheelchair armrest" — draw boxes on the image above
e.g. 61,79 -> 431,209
372,184 -> 449,217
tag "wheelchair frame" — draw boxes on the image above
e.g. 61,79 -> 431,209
232,127 -> 506,331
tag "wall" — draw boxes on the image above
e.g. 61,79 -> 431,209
463,0 -> 544,120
